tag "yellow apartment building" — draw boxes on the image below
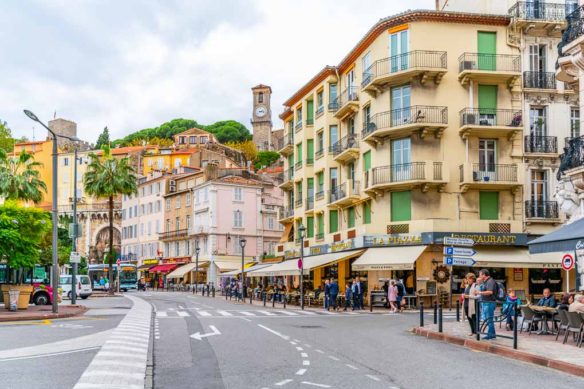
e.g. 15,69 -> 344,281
274,9 -> 565,304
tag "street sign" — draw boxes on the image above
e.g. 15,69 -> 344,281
443,256 -> 476,267
69,252 -> 81,264
443,247 -> 477,257
443,237 -> 475,246
116,258 -> 121,267
562,253 -> 575,271
297,259 -> 303,270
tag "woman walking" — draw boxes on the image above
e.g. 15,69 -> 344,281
464,273 -> 479,336
388,280 -> 398,313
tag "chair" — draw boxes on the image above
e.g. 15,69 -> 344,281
555,309 -> 570,341
563,312 -> 584,346
520,305 -> 543,335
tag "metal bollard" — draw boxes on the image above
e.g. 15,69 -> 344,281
212,287 -> 215,298
420,302 -> 424,327
433,301 -> 438,325
475,299 -> 481,341
283,295 -> 287,309
250,292 -> 253,305
225,290 -> 228,300
513,304 -> 518,350
438,304 -> 443,333
272,295 -> 276,308
456,300 -> 460,322
263,292 -> 267,307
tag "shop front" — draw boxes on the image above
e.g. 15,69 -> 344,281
138,259 -> 159,286
150,256 -> 190,289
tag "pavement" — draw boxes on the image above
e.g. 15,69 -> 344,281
0,304 -> 88,322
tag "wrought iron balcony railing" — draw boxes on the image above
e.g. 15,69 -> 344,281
523,71 -> 556,89
159,229 -> 189,240
305,196 -> 314,211
295,198 -> 303,208
460,164 -> 518,182
315,148 -> 324,160
294,161 -> 302,171
525,200 -> 559,219
329,181 -> 360,203
362,106 -> 448,138
509,1 -> 566,21
329,86 -> 358,112
278,134 -> 294,150
365,163 -> 425,187
280,207 -> 294,219
524,135 -> 558,154
315,105 -> 325,118
559,135 -> 584,175
331,134 -> 360,156
459,108 -> 522,127
560,5 -> 584,47
458,53 -> 521,73
315,190 -> 324,201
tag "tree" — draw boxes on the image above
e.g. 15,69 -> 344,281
0,149 -> 47,203
95,126 -> 110,149
0,121 -> 15,153
254,151 -> 280,170
226,140 -> 257,163
205,120 -> 251,143
84,146 -> 138,294
39,226 -> 72,267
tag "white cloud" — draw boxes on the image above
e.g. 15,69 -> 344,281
1,0 -> 431,142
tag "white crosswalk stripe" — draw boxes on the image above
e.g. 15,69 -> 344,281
155,309 -> 378,318
277,311 -> 299,316
240,311 -> 256,316
177,311 -> 190,317
217,310 -> 233,317
198,311 -> 212,317
257,310 -> 277,316
297,310 -> 318,315
156,311 -> 167,317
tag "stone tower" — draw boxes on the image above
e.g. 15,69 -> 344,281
251,84 -> 273,151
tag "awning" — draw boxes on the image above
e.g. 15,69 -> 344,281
220,263 -> 270,277
280,223 -> 293,243
352,246 -> 428,271
474,248 -> 561,269
149,264 -> 177,273
528,218 -> 584,254
213,261 -> 241,272
250,250 -> 365,277
166,262 -> 198,279
137,264 -> 154,271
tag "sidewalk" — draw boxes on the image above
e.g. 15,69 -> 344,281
0,304 -> 88,322
414,320 -> 584,377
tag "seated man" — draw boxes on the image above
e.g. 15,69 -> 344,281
569,295 -> 584,313
536,288 -> 557,308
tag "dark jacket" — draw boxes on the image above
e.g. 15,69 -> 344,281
324,283 -> 330,296
328,282 -> 339,296
537,295 -> 557,308
345,288 -> 353,299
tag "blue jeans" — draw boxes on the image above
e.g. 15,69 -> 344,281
482,302 -> 496,338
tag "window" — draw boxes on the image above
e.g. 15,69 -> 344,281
156,220 -> 160,233
179,136 -> 186,144
129,207 -> 133,218
166,199 -> 171,210
479,139 -> 497,174
166,219 -> 170,232
233,210 -> 243,228
200,136 -> 209,144
148,185 -> 152,195
329,83 -> 337,105
156,182 -> 161,194
175,217 -> 180,230
317,131 -> 324,153
528,44 -> 547,73
571,108 -> 580,138
306,100 -> 314,124
296,107 -> 303,126
156,200 -> 161,212
390,29 -> 409,71
234,239 -> 242,254
363,202 -> 371,224
329,210 -> 338,233
157,157 -> 164,169
531,170 -> 549,217
204,187 -> 208,202
258,92 -> 264,103
391,191 -> 411,222
186,215 -> 191,229
363,105 -> 371,129
363,150 -> 371,172
141,205 -> 145,215
268,217 -> 274,230
317,214 -> 324,236
175,242 -> 180,256
296,143 -> 302,163
317,172 -> 324,193
330,168 -> 338,191
329,125 -> 338,149
174,159 -> 181,168
317,90 -> 324,111
189,136 -> 197,144
348,207 -> 356,228
175,196 -> 181,208
134,205 -> 138,217
186,240 -> 191,256
64,157 -> 69,166
186,192 -> 191,206
391,85 -> 411,126
147,221 -> 152,236
148,203 -> 153,214
234,187 -> 243,201
479,191 -> 499,220
529,107 -> 547,137
307,216 -> 314,238
477,31 -> 496,71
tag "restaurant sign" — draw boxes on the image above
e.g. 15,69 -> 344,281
142,259 -> 159,265
330,239 -> 356,253
364,234 -> 422,247
163,257 -> 190,264
425,232 -> 528,246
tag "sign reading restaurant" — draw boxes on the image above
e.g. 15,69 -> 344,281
425,232 -> 528,246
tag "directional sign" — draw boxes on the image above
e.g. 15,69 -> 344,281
443,237 -> 475,247
443,247 -> 477,257
69,252 -> 81,264
443,256 -> 476,267
562,253 -> 575,271
191,325 -> 221,341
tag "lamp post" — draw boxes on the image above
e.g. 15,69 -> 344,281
239,238 -> 247,301
194,244 -> 200,294
71,144 -> 80,305
298,224 -> 306,310
23,110 -> 81,314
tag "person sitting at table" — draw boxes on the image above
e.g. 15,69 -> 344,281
502,288 -> 521,331
536,288 -> 557,308
569,295 -> 584,313
557,293 -> 574,311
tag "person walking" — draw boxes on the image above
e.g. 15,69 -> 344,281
388,280 -> 398,313
463,273 -> 479,335
477,269 -> 497,340
328,278 -> 339,311
396,279 -> 406,312
354,277 -> 364,310
324,279 -> 330,310
343,283 -> 353,311
351,279 -> 359,310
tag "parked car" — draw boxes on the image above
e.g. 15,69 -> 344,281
60,275 -> 92,300
30,283 -> 62,305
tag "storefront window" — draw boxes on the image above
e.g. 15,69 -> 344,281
529,269 -> 562,295
323,263 -> 338,281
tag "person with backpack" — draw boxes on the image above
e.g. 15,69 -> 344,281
477,269 -> 497,340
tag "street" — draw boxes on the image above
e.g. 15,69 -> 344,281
1,292 -> 583,388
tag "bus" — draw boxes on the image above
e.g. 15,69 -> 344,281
88,263 -> 138,291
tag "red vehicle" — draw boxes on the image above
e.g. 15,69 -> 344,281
30,283 -> 61,305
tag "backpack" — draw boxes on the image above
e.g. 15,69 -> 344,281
495,282 -> 506,302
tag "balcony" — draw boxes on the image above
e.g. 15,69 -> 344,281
159,229 -> 189,241
294,161 -> 303,171
523,71 -> 557,90
559,135 -> 584,176
191,225 -> 210,235
315,148 -> 324,160
295,198 -> 303,209
295,121 -> 303,133
328,181 -> 361,208
315,105 -> 324,119
332,134 -> 360,163
525,200 -> 560,222
330,86 -> 359,120
278,134 -> 294,156
509,1 -> 566,33
362,106 -> 448,146
364,161 -> 448,196
279,207 -> 294,222
315,190 -> 325,202
306,157 -> 314,166
458,108 -> 522,139
459,163 -> 523,193
524,135 -> 558,155
279,168 -> 294,190
458,53 -> 521,87
305,196 -> 314,212
361,50 -> 447,96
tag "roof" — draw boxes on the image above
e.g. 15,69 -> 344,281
282,66 -> 336,108
528,218 -> 584,254
13,140 -> 48,146
252,84 -> 272,92
174,127 -> 212,137
96,145 -> 156,156
215,175 -> 263,186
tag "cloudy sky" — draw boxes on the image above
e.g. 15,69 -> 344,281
1,0 -> 432,143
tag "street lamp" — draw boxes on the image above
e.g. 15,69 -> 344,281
194,244 -> 200,294
23,110 -> 81,314
298,224 -> 306,310
69,139 -> 82,305
239,238 -> 247,301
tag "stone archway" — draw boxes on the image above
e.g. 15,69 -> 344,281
88,226 -> 121,264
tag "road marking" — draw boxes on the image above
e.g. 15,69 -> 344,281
366,375 -> 380,382
294,339 -> 301,343
190,325 -> 221,341
198,311 -> 212,317
156,312 -> 167,317
177,311 -> 190,317
298,311 -> 317,315
258,310 -> 277,316
304,344 -> 311,348
275,379 -> 293,386
315,349 -> 324,354
328,356 -> 339,361
302,360 -> 310,366
301,352 -> 308,358
257,324 -> 290,340
0,347 -> 100,362
178,305 -> 184,309
217,310 -> 233,317
290,341 -> 297,345
296,368 -> 307,376
296,347 -> 303,351
345,363 -> 358,370
240,311 -> 256,316
278,311 -> 299,316
301,382 -> 331,388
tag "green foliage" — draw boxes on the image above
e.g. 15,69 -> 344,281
254,151 -> 280,170
0,149 -> 47,203
0,120 -> 15,153
111,118 -> 251,146
0,201 -> 51,269
95,126 -> 110,149
226,140 -> 257,163
39,226 -> 72,267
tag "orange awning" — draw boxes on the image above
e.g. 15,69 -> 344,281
280,223 -> 293,243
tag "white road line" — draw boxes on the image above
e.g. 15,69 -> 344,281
217,310 -> 233,317
315,349 -> 324,354
300,352 -> 308,358
275,379 -> 294,386
156,311 -> 167,317
328,356 -> 339,361
296,347 -> 303,351
198,311 -> 212,317
0,347 -> 100,362
258,310 -> 277,316
297,311 -> 317,315
345,363 -> 358,370
257,324 -> 290,340
240,311 -> 256,316
296,369 -> 307,376
278,311 -> 299,316
304,344 -> 312,348
294,339 -> 301,343
301,382 -> 331,388
178,305 -> 184,309
177,311 -> 190,317
302,360 -> 310,366
365,375 -> 381,382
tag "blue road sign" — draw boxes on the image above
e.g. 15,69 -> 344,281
443,256 -> 476,267
443,247 -> 477,256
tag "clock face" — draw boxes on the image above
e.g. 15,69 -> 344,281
255,106 -> 267,118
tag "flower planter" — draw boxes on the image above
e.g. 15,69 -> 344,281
1,284 -> 34,310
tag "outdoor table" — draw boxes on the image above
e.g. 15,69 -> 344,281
404,295 -> 417,310
531,305 -> 558,335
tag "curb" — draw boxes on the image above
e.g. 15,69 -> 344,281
0,306 -> 88,322
145,310 -> 154,389
413,327 -> 584,378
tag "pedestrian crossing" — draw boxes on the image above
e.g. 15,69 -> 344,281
155,309 -> 363,319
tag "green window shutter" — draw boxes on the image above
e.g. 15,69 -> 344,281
348,207 -> 355,228
329,210 -> 338,233
307,101 -> 314,122
307,139 -> 314,161
363,202 -> 371,224
318,172 -> 324,187
363,151 -> 371,171
288,155 -> 294,166
318,214 -> 324,235
296,144 -> 302,162
307,178 -> 314,194
391,191 -> 411,222
478,85 -> 497,110
296,181 -> 302,198
479,191 -> 499,220
307,216 -> 314,238
477,31 -> 496,70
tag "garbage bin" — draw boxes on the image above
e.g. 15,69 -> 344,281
8,290 -> 20,312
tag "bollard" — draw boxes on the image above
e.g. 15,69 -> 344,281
250,292 -> 253,305
283,295 -> 287,309
433,301 -> 438,325
438,304 -> 443,333
263,292 -> 267,307
513,304 -> 518,350
225,289 -> 228,300
475,299 -> 481,341
272,294 -> 276,308
212,287 -> 215,298
419,302 -> 424,327
456,300 -> 460,322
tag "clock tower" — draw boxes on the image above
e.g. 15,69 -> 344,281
251,84 -> 273,151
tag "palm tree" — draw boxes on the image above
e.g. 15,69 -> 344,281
84,146 -> 137,294
0,149 -> 47,203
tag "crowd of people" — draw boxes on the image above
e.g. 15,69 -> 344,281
318,277 -> 366,311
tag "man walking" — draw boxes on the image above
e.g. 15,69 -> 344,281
328,278 -> 339,311
324,279 -> 330,310
477,269 -> 497,340
396,279 -> 406,312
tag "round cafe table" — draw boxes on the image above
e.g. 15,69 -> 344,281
530,305 -> 558,335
